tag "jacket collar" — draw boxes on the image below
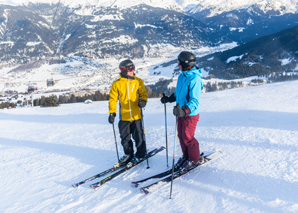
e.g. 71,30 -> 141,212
182,66 -> 202,77
120,73 -> 135,80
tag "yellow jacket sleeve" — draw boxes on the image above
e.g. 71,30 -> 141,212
138,78 -> 148,102
109,81 -> 118,114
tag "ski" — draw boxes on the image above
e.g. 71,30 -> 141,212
131,168 -> 173,188
131,152 -> 204,187
89,146 -> 165,189
72,147 -> 164,188
72,164 -> 125,188
139,150 -> 222,195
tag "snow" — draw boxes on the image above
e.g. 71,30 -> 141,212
226,54 -> 245,63
188,0 -> 298,17
1,80 -> 298,212
0,41 -> 239,94
102,35 -> 138,45
279,58 -> 292,66
246,18 -> 254,25
94,14 -> 124,21
0,41 -> 14,46
134,23 -> 162,29
229,27 -> 245,32
1,0 -> 298,17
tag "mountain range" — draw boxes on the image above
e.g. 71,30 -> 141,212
197,25 -> 298,79
1,1 -> 298,63
0,0 -> 298,93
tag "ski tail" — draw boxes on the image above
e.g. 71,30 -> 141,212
90,146 -> 165,189
131,168 -> 173,188
72,166 -> 121,188
131,152 -> 206,187
139,150 -> 223,194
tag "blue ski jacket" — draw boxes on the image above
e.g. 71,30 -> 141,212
174,66 -> 203,116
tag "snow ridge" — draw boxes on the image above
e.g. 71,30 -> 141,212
1,0 -> 298,16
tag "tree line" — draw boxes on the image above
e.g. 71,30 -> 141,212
33,90 -> 109,107
0,102 -> 16,109
1,74 -> 297,109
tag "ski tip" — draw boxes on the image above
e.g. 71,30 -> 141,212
131,182 -> 139,188
158,146 -> 166,151
72,183 -> 79,188
90,184 -> 98,190
140,187 -> 149,195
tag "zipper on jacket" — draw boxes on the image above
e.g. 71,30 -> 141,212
127,79 -> 133,121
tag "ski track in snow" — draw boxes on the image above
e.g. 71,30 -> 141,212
0,81 -> 298,212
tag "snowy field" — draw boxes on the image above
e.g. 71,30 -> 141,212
1,80 -> 298,213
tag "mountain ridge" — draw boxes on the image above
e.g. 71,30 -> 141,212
1,1 -> 298,65
197,24 -> 298,79
1,0 -> 298,16
0,1 -> 298,94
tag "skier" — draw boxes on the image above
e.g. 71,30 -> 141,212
161,51 -> 204,173
108,59 -> 148,167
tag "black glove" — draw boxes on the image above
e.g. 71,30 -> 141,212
138,99 -> 146,108
160,93 -> 176,104
161,95 -> 169,104
108,113 -> 116,124
173,105 -> 191,117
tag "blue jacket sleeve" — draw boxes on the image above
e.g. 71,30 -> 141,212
187,77 -> 202,113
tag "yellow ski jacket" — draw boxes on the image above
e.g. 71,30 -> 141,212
109,74 -> 148,121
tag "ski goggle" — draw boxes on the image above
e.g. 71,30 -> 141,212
119,65 -> 135,72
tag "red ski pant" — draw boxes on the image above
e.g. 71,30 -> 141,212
177,114 -> 200,162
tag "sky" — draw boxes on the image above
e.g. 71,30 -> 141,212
0,80 -> 298,212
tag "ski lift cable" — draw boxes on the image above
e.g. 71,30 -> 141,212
59,0 -> 119,54
4,1 -> 117,91
46,0 -> 119,61
50,0 -> 62,30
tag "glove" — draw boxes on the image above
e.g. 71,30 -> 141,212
138,99 -> 146,108
160,93 -> 176,104
173,105 -> 191,117
161,95 -> 169,104
108,113 -> 116,124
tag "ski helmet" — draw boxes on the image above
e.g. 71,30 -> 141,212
177,51 -> 197,71
119,59 -> 135,74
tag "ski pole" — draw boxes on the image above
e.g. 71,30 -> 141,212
163,93 -> 169,167
169,107 -> 178,199
112,122 -> 120,162
141,108 -> 150,169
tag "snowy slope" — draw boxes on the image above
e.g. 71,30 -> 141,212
0,44 -> 238,94
0,80 -> 298,212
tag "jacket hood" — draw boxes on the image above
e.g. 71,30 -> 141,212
183,66 -> 202,78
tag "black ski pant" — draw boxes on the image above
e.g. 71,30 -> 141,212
118,119 -> 146,158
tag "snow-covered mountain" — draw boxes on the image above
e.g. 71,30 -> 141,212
197,25 -> 298,79
0,0 -> 297,64
1,0 -> 298,15
188,0 -> 298,16
0,0 -> 298,94
0,3 -> 214,64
